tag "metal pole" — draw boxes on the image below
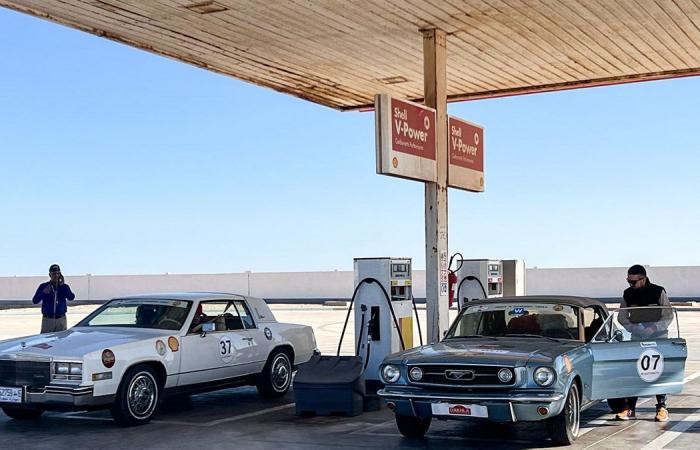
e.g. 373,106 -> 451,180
423,29 -> 449,343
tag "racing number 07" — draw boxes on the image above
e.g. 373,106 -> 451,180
640,353 -> 661,371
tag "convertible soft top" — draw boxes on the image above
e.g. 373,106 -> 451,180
463,295 -> 609,312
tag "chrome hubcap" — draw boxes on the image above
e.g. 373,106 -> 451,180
566,388 -> 580,437
127,372 -> 157,419
271,355 -> 291,391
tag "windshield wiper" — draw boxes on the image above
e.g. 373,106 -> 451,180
504,333 -> 562,343
445,334 -> 498,340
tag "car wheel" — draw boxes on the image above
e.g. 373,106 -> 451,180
395,413 -> 432,438
111,364 -> 161,426
256,350 -> 292,398
1,406 -> 44,420
607,398 -> 627,414
548,383 -> 580,445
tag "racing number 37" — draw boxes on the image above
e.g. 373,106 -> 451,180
219,336 -> 234,363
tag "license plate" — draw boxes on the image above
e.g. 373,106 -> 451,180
431,402 -> 488,418
0,387 -> 23,404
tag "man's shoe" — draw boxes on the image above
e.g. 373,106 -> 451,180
655,407 -> 669,422
616,409 -> 636,420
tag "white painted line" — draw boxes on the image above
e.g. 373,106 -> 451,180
578,397 -> 652,436
641,410 -> 700,450
582,420 -> 641,449
153,402 -> 295,427
683,369 -> 700,384
349,419 -> 395,434
352,431 -> 538,445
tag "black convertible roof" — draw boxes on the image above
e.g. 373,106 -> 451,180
463,295 -> 609,312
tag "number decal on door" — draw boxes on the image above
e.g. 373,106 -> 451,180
219,335 -> 233,363
637,348 -> 664,382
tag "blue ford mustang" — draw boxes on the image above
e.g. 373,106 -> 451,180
378,296 -> 687,445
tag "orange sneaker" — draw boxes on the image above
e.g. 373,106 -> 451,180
616,409 -> 636,420
655,407 -> 669,422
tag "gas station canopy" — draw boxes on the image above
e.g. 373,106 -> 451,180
3,0 -> 700,110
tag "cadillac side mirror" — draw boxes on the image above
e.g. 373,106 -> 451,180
201,322 -> 215,337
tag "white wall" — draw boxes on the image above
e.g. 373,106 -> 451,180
1,265 -> 698,302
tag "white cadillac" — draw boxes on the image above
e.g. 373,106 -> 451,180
0,293 -> 318,425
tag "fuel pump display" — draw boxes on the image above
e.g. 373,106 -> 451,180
453,259 -> 504,308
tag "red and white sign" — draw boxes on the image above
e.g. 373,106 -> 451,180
375,94 -> 437,182
448,116 -> 484,192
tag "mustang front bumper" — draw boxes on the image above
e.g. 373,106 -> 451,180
378,387 -> 566,422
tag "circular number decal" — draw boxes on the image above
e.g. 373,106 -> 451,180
219,335 -> 233,363
637,348 -> 664,382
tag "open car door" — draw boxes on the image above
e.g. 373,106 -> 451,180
587,306 -> 687,400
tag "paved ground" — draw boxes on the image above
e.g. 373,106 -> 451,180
1,305 -> 699,449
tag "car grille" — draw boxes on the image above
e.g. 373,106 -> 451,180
410,364 -> 515,387
0,360 -> 51,390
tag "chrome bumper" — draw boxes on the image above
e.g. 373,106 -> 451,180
378,388 -> 564,403
2,385 -> 113,408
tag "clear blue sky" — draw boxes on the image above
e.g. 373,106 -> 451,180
1,7 -> 699,276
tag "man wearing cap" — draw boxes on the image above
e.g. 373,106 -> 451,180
615,264 -> 671,422
32,264 -> 75,333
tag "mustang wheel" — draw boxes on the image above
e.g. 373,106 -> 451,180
396,414 -> 431,438
256,350 -> 292,398
111,364 -> 161,426
1,406 -> 44,420
607,398 -> 627,414
548,383 -> 580,445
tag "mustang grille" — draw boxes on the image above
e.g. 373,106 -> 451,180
410,364 -> 515,387
0,360 -> 51,390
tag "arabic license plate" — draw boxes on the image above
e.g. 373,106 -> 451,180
0,387 -> 23,404
431,402 -> 487,418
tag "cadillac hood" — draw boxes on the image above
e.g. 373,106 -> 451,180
385,338 -> 582,367
0,327 -> 172,359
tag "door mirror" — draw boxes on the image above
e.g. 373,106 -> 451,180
201,322 -> 215,336
608,329 -> 624,343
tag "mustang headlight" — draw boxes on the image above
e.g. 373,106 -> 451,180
382,365 -> 401,383
498,368 -> 514,383
409,367 -> 423,381
533,367 -> 555,386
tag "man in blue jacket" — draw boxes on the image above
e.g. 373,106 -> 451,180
32,264 -> 75,333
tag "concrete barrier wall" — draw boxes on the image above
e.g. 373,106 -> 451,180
1,265 -> 698,302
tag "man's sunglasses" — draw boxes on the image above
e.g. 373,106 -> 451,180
627,278 -> 644,286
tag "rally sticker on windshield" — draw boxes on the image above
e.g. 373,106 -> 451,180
637,348 -> 664,382
509,307 -> 529,316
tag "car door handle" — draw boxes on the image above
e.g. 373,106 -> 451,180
672,341 -> 686,346
243,337 -> 254,342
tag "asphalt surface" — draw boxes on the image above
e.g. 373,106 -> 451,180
1,305 -> 699,449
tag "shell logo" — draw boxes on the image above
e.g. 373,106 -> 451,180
168,336 -> 180,352
392,157 -> 399,168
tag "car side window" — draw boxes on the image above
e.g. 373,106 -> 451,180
582,307 -> 605,342
189,301 -> 245,333
234,300 -> 255,329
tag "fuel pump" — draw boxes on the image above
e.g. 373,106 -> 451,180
351,258 -> 416,391
453,259 -> 504,308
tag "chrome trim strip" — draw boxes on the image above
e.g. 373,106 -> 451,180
509,402 -> 516,422
378,389 -> 564,403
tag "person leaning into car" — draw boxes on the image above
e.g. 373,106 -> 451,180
616,264 -> 671,422
32,264 -> 75,333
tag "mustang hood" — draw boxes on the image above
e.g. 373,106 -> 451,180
389,338 -> 581,366
0,327 -> 172,359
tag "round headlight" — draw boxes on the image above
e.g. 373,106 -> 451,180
382,365 -> 401,383
409,367 -> 423,381
533,367 -> 555,386
498,368 -> 513,383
